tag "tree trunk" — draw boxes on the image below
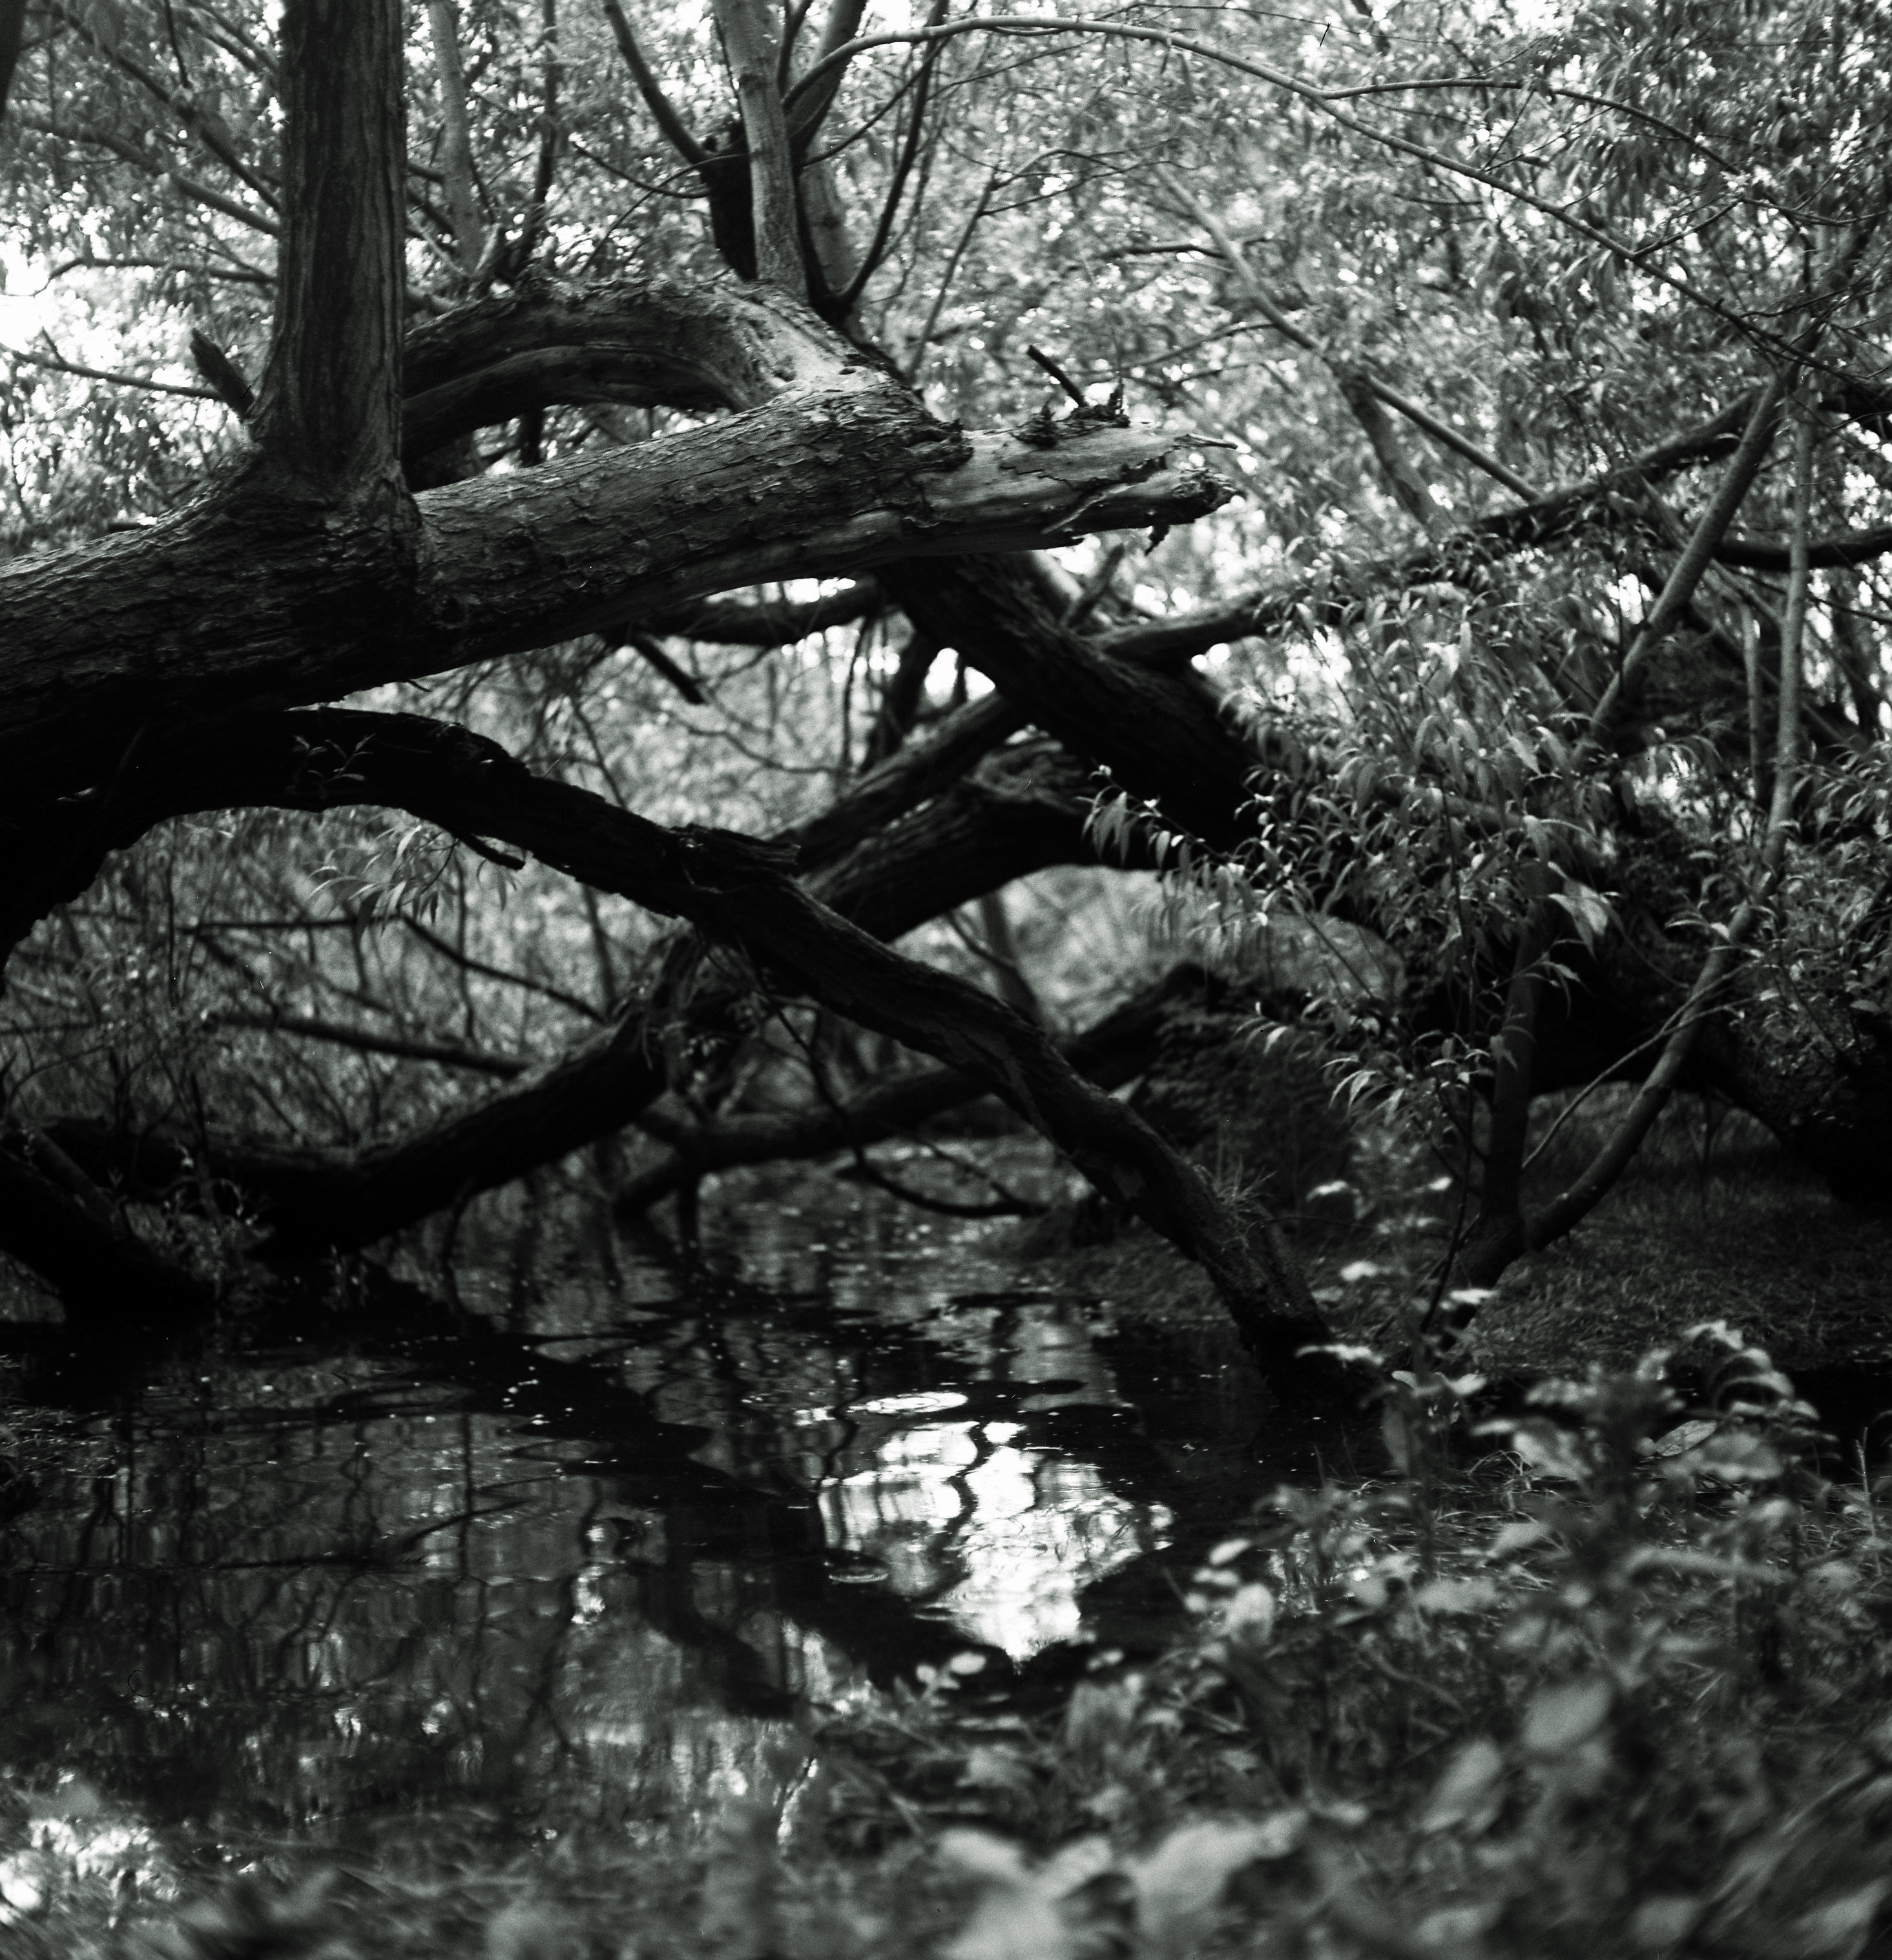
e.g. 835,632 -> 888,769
0,284 -> 1228,806
6,708 -> 1355,1401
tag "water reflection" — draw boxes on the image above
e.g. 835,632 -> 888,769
819,1419 -> 1169,1654
0,1174 -> 1271,1845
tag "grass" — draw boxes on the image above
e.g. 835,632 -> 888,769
1468,1095 -> 1892,1378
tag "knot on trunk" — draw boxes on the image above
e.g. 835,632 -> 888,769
677,824 -> 800,887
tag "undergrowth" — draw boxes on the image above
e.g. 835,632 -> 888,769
10,1327 -> 1892,1959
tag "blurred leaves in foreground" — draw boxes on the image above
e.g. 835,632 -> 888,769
8,1329 -> 1892,1956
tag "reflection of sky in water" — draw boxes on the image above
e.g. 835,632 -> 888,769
0,1168 -> 1254,1851
817,1418 -> 1171,1655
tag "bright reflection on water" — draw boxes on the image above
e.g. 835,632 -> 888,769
0,1168 -> 1268,1853
820,1419 -> 1167,1654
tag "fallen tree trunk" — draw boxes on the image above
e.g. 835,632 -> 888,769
8,732 -> 1123,1252
0,1129 -> 214,1327
5,707 -> 1353,1399
615,961 -> 1194,1214
0,280 -> 1229,807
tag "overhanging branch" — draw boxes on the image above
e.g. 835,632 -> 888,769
0,303 -> 1231,804
5,707 -> 1350,1397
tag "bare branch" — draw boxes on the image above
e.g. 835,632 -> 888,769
840,3 -> 949,314
213,1008 -> 530,1077
1587,371 -> 1788,749
616,960 -> 1174,1213
620,631 -> 707,703
425,0 -> 488,278
600,0 -> 708,165
640,583 -> 881,646
712,0 -> 805,297
0,1131 -> 211,1326
783,692 -> 1025,872
3,340 -> 216,402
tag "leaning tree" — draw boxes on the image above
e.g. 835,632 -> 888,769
1,0 -> 1889,1403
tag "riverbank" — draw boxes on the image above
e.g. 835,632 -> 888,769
11,1095 -> 1892,1958
25,1316 -> 1891,1960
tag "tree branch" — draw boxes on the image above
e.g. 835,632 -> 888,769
4,340 -> 217,402
782,691 -> 1024,872
0,1130 -> 211,1328
0,330 -> 1229,802
1095,395 -> 1762,666
838,0 -> 948,313
1455,386 -> 1824,1308
212,1008 -> 530,1077
45,0 -> 281,209
31,751 -> 1108,1264
881,554 -> 1260,851
712,0 -> 805,298
617,960 -> 1183,1213
639,582 -> 881,646
785,0 -> 869,146
601,0 -> 708,165
1587,370 -> 1788,749
1158,164 -> 1483,526
8,708 -> 1351,1399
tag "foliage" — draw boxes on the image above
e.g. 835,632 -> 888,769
0,0 -> 1887,1270
5,1323 -> 1892,1959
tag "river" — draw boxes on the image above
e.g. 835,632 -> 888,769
0,1157 -> 1284,1866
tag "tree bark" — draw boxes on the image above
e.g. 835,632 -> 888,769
0,348 -> 1227,804
712,0 -> 804,297
254,0 -> 408,504
424,0 -> 488,280
8,707 -> 1348,1398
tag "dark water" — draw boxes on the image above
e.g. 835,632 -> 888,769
0,1168 -> 1294,1861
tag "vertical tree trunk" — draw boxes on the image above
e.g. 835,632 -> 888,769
425,0 -> 487,280
712,0 -> 804,298
255,0 -> 410,503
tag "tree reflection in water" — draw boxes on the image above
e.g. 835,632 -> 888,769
0,1177 -> 1275,1846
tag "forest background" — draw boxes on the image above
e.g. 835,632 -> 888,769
4,0 -> 1892,1954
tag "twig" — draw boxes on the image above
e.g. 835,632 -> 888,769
3,340 -> 216,402
1026,344 -> 1089,406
